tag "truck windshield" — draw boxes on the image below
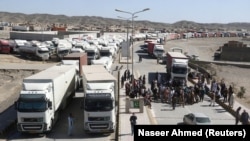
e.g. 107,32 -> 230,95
100,52 -> 111,57
84,99 -> 113,112
172,66 -> 187,74
17,94 -> 47,112
58,50 -> 70,54
17,100 -> 47,112
38,50 -> 49,54
154,49 -> 164,53
87,52 -> 95,56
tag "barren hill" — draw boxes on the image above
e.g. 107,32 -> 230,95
0,11 -> 250,31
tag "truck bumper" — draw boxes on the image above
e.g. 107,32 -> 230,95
17,123 -> 48,133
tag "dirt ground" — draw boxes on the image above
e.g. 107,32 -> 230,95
0,55 -> 57,113
0,37 -> 250,113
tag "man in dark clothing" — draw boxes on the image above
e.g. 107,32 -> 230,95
172,94 -> 177,110
121,75 -> 124,88
240,110 -> 250,125
235,106 -> 241,125
130,113 -> 137,135
139,55 -> 142,62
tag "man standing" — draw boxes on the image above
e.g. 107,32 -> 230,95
240,110 -> 250,125
130,113 -> 137,135
68,113 -> 74,136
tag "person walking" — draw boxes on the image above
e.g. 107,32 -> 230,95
172,94 -> 177,110
209,91 -> 216,106
68,113 -> 74,136
139,55 -> 142,62
235,106 -> 242,125
130,113 -> 137,135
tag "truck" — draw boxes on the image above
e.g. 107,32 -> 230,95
147,42 -> 165,59
15,65 -> 76,133
0,39 -> 11,54
85,45 -> 100,65
57,39 -> 73,60
99,45 -> 116,59
19,41 -> 50,61
62,52 -> 88,89
166,52 -> 189,86
82,65 -> 117,133
91,56 -> 113,73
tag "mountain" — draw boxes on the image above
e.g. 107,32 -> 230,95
0,12 -> 250,31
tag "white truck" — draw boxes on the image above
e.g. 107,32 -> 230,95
82,65 -> 117,133
57,39 -> 73,60
91,56 -> 113,73
15,65 -> 76,133
99,45 -> 116,59
166,52 -> 189,86
85,45 -> 100,65
19,42 -> 50,61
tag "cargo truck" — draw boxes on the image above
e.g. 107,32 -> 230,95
19,42 -> 50,61
0,39 -> 11,54
62,52 -> 88,89
15,65 -> 76,133
82,65 -> 117,133
148,42 -> 165,59
91,56 -> 113,73
166,52 -> 189,86
85,45 -> 100,65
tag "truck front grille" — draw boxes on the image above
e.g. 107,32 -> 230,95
22,124 -> 43,130
89,123 -> 109,129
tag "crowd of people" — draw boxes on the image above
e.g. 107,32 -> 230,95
121,69 -> 249,124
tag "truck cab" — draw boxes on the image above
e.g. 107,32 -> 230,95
166,52 -> 189,86
84,83 -> 115,133
15,83 -> 54,133
85,45 -> 100,65
153,44 -> 165,59
0,39 -> 11,54
171,59 -> 189,83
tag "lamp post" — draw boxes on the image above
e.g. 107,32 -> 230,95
115,8 -> 150,88
117,16 -> 138,71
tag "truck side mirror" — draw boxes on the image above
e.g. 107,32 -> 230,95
80,100 -> 84,109
48,101 -> 52,109
14,101 -> 18,110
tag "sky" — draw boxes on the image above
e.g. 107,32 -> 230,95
0,0 -> 249,24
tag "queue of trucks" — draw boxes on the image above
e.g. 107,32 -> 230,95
14,51 -> 118,134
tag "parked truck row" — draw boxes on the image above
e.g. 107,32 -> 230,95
14,52 -> 118,134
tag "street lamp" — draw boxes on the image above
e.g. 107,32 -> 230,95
115,8 -> 150,87
117,16 -> 138,71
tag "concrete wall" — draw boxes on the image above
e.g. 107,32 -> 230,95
220,46 -> 250,62
10,31 -> 61,41
9,31 -> 100,41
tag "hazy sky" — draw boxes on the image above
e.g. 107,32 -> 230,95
0,0 -> 249,24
